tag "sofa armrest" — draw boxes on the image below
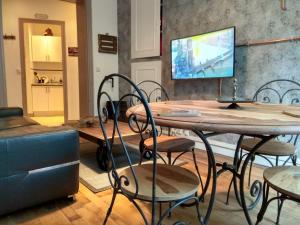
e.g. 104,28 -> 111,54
0,126 -> 79,216
0,107 -> 23,118
0,126 -> 79,178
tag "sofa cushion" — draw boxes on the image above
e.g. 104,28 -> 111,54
0,107 -> 23,118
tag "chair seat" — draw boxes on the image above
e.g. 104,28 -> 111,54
119,164 -> 199,202
263,166 -> 300,200
144,135 -> 195,153
241,138 -> 296,156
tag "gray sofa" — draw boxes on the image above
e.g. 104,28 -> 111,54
0,107 -> 80,216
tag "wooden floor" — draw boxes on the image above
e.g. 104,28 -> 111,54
30,116 -> 64,127
0,151 -> 299,225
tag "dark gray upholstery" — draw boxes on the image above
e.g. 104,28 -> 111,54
0,107 -> 23,118
0,107 -> 80,216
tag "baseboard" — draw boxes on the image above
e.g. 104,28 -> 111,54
33,111 -> 64,116
65,120 -> 79,126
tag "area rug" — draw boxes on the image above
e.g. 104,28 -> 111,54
79,141 -> 186,193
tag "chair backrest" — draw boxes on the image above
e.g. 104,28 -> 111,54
253,79 -> 300,104
130,80 -> 169,106
253,79 -> 300,149
129,80 -> 170,136
97,74 -> 158,221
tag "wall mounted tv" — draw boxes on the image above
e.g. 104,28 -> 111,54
171,27 -> 235,80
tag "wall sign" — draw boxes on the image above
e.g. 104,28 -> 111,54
3,34 -> 16,40
68,47 -> 79,57
98,34 -> 118,54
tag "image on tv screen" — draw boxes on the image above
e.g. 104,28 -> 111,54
171,27 -> 235,79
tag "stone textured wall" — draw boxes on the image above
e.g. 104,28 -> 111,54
161,0 -> 300,151
162,0 -> 300,100
118,0 -> 131,97
118,0 -> 300,99
118,0 -> 300,156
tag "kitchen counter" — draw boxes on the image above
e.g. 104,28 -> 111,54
31,83 -> 64,113
32,83 -> 63,86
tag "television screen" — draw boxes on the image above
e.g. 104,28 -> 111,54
171,27 -> 235,80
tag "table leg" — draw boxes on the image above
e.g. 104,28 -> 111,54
96,141 -> 110,171
193,129 -> 217,225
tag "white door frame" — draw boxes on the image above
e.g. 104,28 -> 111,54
19,18 -> 68,120
0,1 -> 8,107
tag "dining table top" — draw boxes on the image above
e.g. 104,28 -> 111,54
127,100 -> 300,135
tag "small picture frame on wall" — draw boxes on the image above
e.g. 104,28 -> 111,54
3,34 -> 16,40
98,34 -> 118,54
68,47 -> 79,57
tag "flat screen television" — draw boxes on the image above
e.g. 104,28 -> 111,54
171,27 -> 235,80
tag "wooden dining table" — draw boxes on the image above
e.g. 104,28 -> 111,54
127,100 -> 300,225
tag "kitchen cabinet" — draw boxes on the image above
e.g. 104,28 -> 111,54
31,36 -> 62,62
32,85 -> 64,113
48,86 -> 64,111
131,0 -> 161,58
32,86 -> 48,112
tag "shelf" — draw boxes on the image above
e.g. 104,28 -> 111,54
31,68 -> 63,72
32,83 -> 63,87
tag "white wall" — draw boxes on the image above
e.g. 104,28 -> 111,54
91,0 -> 119,115
0,1 -> 7,107
2,0 -> 79,120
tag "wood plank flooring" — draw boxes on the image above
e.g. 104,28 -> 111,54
0,151 -> 299,225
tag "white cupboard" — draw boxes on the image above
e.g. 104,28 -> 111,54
32,86 -> 48,112
32,86 -> 64,114
131,61 -> 162,101
31,36 -> 62,62
48,86 -> 64,111
131,0 -> 161,58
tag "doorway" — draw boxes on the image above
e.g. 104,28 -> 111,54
1,0 -> 93,122
19,19 -> 67,126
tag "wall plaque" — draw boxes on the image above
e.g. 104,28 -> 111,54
68,47 -> 79,56
98,34 -> 118,54
3,34 -> 16,40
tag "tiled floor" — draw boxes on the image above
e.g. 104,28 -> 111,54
30,116 -> 64,126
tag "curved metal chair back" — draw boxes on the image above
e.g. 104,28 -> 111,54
130,80 -> 170,137
253,79 -> 300,105
253,79 -> 300,150
130,80 -> 169,106
97,74 -> 158,223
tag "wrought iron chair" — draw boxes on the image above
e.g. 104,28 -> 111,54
255,166 -> 300,225
131,80 -> 204,193
226,79 -> 299,205
98,74 -> 203,225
